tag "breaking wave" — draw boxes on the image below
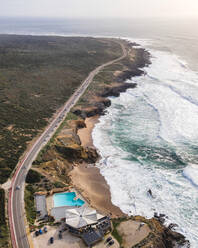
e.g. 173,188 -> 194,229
92,39 -> 198,247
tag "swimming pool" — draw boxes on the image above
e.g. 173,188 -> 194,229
53,192 -> 85,207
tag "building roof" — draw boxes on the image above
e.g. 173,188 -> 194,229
81,229 -> 103,246
65,207 -> 99,228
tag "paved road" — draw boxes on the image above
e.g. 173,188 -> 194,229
8,41 -> 127,248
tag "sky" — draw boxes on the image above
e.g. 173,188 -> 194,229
1,0 -> 198,19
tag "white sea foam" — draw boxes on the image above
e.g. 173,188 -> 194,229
92,39 -> 198,247
183,164 -> 198,188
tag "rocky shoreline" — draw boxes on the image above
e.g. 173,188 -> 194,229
71,42 -> 189,247
73,44 -> 150,119
34,41 -> 189,247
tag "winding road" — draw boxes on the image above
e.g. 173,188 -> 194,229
8,40 -> 127,248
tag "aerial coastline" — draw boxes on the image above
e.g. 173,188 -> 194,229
0,34 -> 190,247
30,38 -> 188,247
31,37 -> 148,219
73,116 -> 125,218
68,40 -> 150,217
0,0 -> 198,246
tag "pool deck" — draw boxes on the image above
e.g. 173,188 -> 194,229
49,189 -> 88,221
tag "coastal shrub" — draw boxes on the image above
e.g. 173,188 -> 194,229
24,184 -> 37,226
0,188 -> 9,247
25,169 -> 41,184
0,35 -> 121,184
53,181 -> 66,188
112,219 -> 123,247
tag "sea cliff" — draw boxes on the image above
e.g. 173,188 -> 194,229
32,40 -> 189,247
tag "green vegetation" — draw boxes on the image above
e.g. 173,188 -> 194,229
0,35 -> 122,184
33,111 -> 79,165
25,168 -> 67,228
25,169 -> 41,184
53,181 -> 66,188
25,184 -> 37,226
112,218 -> 125,247
75,44 -> 133,109
52,112 -> 78,139
0,189 -> 9,248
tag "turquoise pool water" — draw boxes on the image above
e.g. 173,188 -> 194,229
53,192 -> 85,207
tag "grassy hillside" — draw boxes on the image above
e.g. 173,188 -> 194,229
0,35 -> 122,184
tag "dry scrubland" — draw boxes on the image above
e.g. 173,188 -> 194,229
30,40 -> 188,247
0,35 -> 186,247
0,35 -> 121,184
0,35 -> 122,247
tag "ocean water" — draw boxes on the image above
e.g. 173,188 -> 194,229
93,39 -> 198,246
1,17 -> 198,246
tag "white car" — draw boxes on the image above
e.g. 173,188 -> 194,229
16,186 -> 20,190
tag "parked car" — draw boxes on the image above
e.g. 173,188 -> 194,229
39,229 -> 43,235
49,237 -> 54,244
108,240 -> 114,246
105,237 -> 112,243
35,231 -> 39,237
43,227 -> 47,233
16,186 -> 20,190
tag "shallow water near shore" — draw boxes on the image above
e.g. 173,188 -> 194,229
93,39 -> 198,247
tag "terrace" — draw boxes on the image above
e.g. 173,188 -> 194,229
65,212 -> 112,247
34,190 -> 113,247
34,189 -> 86,221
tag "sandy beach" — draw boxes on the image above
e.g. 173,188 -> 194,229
70,117 -> 125,218
70,164 -> 124,218
77,116 -> 99,148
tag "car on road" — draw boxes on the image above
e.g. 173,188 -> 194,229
16,186 -> 20,190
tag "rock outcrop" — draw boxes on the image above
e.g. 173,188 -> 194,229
100,82 -> 137,98
132,216 -> 190,248
54,119 -> 99,163
33,41 -> 188,247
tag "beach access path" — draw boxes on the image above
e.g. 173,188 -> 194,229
8,39 -> 127,248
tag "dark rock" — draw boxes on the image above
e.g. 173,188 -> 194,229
154,212 -> 158,218
159,214 -> 166,218
72,109 -> 86,119
116,69 -> 144,82
100,83 -> 137,98
147,189 -> 153,197
158,217 -> 165,224
55,144 -> 98,164
168,223 -> 178,230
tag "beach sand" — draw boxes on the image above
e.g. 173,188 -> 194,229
70,164 -> 124,218
70,116 -> 125,218
77,116 -> 98,147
